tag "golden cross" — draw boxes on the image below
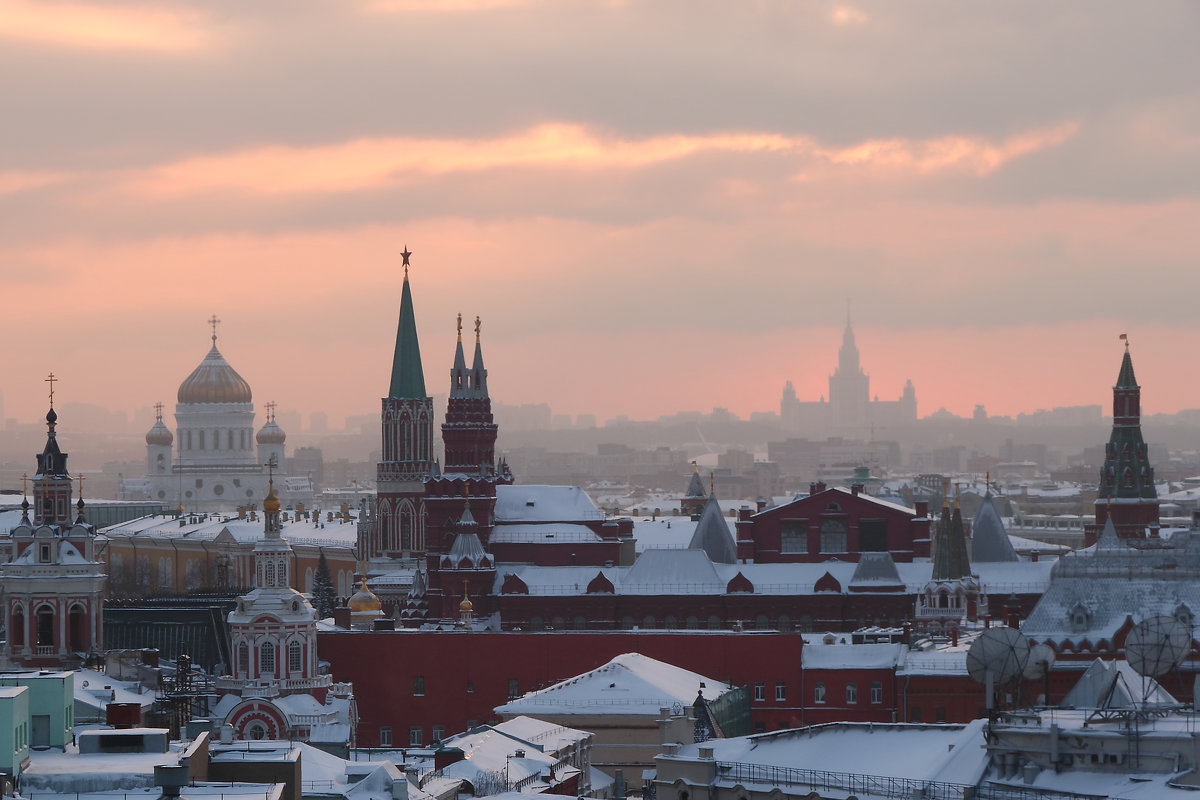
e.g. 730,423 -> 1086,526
45,372 -> 57,407
76,473 -> 86,497
265,400 -> 277,423
208,314 -> 221,342
154,401 -> 164,421
265,455 -> 277,479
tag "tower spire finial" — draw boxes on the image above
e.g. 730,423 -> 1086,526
45,372 -> 57,409
401,245 -> 412,279
208,314 -> 220,344
154,401 -> 164,422
474,315 -> 481,345
457,313 -> 462,343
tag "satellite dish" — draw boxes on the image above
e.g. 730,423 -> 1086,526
1023,643 -> 1057,681
1126,615 -> 1192,678
967,627 -> 1031,686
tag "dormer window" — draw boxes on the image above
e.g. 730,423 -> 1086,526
1175,604 -> 1193,628
1069,602 -> 1091,633
39,544 -> 51,563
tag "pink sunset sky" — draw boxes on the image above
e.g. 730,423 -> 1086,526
2,0 -> 1198,426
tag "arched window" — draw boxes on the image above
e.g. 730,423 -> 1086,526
820,519 -> 847,553
642,616 -> 656,630
707,615 -> 721,630
288,640 -> 303,673
259,641 -> 276,675
11,608 -> 24,647
266,562 -> 275,587
238,643 -> 249,676
664,615 -> 678,629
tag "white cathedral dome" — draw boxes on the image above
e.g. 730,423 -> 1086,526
178,337 -> 253,404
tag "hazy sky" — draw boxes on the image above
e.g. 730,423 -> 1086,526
3,0 -> 1198,427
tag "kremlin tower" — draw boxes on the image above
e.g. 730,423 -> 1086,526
1087,339 -> 1159,544
370,247 -> 435,559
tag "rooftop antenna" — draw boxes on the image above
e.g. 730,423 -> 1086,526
967,627 -> 1031,714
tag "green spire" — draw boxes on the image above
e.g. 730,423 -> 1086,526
388,273 -> 427,399
1116,342 -> 1137,388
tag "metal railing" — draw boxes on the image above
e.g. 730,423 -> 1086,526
713,762 -> 1105,800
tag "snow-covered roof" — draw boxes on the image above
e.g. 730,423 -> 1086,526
668,720 -> 989,786
495,553 -> 1055,598
494,485 -> 604,523
495,652 -> 732,716
970,492 -> 1019,563
488,523 -> 602,544
1061,658 -> 1175,709
100,513 -> 357,548
74,669 -> 154,712
802,643 -> 905,670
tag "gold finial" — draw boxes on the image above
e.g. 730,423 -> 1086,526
953,482 -> 960,509
265,400 -> 277,424
457,313 -> 463,342
985,471 -> 990,493
401,245 -> 412,278
1119,332 -> 1129,351
208,314 -> 221,343
154,401 -> 164,422
76,473 -> 86,498
474,315 -> 481,344
692,460 -> 698,474
45,372 -> 57,408
710,471 -> 715,495
21,473 -> 28,498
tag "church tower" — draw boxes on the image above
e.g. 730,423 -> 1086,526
221,474 -> 353,742
828,308 -> 870,430
1088,339 -> 1158,544
372,248 -> 434,559
2,386 -> 106,669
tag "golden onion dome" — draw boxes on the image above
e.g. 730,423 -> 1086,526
348,577 -> 383,613
459,595 -> 474,613
146,419 -> 174,446
263,480 -> 281,514
178,339 -> 253,404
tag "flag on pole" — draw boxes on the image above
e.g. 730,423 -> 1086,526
1119,333 -> 1127,341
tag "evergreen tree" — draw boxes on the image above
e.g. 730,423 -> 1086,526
312,552 -> 337,619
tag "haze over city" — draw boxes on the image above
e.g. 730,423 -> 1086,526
3,0 -> 1199,426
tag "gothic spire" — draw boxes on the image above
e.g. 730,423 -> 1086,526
1116,336 -> 1137,388
388,252 -> 427,400
450,313 -> 470,398
471,315 -> 489,398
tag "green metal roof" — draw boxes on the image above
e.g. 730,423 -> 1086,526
388,276 -> 427,399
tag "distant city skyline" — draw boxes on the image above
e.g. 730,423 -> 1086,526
2,2 -> 1197,426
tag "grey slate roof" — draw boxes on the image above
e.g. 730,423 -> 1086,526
687,493 -> 737,564
685,470 -> 706,499
848,552 -> 904,589
970,492 -> 1018,563
1022,526 -> 1200,646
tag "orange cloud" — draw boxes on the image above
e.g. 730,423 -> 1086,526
817,122 -> 1079,176
0,0 -> 214,51
0,170 -> 72,195
127,123 -> 1076,198
829,5 -> 868,26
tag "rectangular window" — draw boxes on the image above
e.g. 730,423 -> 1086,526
413,675 -> 425,696
780,520 -> 808,554
432,725 -> 445,743
910,706 -> 922,723
260,643 -> 275,675
379,726 -> 392,747
409,726 -> 422,746
870,682 -> 883,704
859,518 -> 889,552
820,520 -> 848,553
775,681 -> 787,702
814,683 -> 825,703
754,682 -> 766,701
507,678 -> 519,699
289,641 -> 302,673
39,544 -> 50,563
754,722 -> 766,733
936,707 -> 946,723
846,682 -> 857,704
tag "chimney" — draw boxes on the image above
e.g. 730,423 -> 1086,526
851,483 -> 864,496
809,482 -> 818,496
915,500 -> 928,518
756,497 -> 767,513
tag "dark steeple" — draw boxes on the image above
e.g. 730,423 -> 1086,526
1100,339 -> 1155,501
471,316 -> 489,398
449,313 -> 470,399
388,251 -> 427,400
932,496 -> 971,581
